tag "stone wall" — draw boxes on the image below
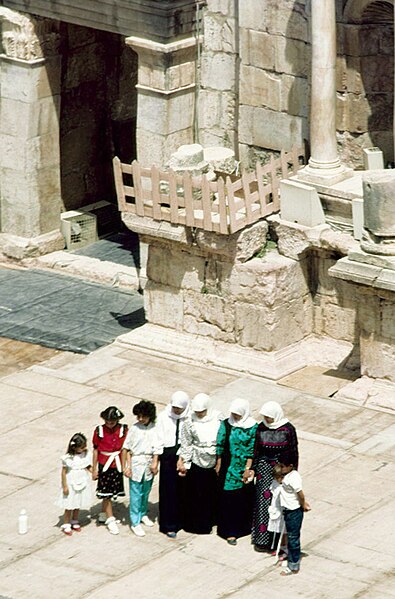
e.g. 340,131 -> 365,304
59,24 -> 137,210
199,0 -> 310,167
144,239 -> 314,351
199,0 -> 393,170
310,251 -> 360,370
336,7 -> 394,168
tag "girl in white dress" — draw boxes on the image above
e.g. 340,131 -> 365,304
56,433 -> 92,535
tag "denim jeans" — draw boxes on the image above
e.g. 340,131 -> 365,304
283,507 -> 304,571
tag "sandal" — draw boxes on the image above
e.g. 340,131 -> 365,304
61,524 -> 72,536
71,520 -> 81,531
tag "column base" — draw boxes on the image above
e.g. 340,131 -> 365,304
0,229 -> 64,259
297,163 -> 353,187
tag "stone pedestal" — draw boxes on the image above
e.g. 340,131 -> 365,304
125,36 -> 200,167
0,9 -> 64,258
360,170 -> 395,256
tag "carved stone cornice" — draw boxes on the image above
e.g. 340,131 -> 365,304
0,8 -> 60,60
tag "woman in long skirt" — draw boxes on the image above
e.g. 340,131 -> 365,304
177,393 -> 222,534
215,398 -> 257,546
157,390 -> 190,538
247,401 -> 299,552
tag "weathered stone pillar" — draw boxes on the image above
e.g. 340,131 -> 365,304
0,9 -> 64,258
125,36 -> 199,167
299,0 -> 351,186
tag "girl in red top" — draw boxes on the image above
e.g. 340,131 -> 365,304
92,406 -> 128,535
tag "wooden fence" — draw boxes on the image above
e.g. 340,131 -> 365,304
113,145 -> 306,235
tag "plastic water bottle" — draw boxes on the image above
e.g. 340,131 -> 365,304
18,509 -> 28,534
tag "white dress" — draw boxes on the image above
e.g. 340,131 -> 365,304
55,451 -> 92,510
267,480 -> 285,534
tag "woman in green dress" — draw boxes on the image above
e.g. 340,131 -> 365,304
215,398 -> 257,545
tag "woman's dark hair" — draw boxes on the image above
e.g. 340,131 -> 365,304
100,406 -> 124,421
67,432 -> 87,455
133,400 -> 156,423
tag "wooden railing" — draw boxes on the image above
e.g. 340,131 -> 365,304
113,145 -> 306,235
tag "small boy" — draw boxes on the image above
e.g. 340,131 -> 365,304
278,455 -> 311,575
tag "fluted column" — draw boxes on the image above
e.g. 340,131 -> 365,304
299,0 -> 351,185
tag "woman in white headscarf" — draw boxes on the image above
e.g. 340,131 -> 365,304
156,390 -> 190,538
177,393 -> 222,534
246,401 -> 298,552
215,398 -> 257,545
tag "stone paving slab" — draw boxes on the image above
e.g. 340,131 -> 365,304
0,267 -> 144,354
2,342 -> 395,598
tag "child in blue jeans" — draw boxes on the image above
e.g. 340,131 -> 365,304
279,455 -> 311,575
122,401 -> 160,537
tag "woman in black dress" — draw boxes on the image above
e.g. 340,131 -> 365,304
246,401 -> 298,552
177,393 -> 222,534
157,390 -> 190,538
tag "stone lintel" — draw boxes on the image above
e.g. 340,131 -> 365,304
0,53 -> 45,67
125,35 -> 200,55
348,249 -> 395,272
121,212 -> 190,244
136,82 -> 195,97
329,256 -> 395,292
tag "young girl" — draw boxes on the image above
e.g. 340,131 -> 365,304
92,406 -> 128,535
278,455 -> 311,575
122,400 -> 160,537
268,464 -> 287,559
56,433 -> 92,536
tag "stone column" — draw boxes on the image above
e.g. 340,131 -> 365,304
0,9 -> 64,258
125,36 -> 200,167
299,0 -> 351,186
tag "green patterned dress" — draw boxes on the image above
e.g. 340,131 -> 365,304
216,419 -> 257,539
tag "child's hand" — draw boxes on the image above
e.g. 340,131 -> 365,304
63,485 -> 69,496
92,469 -> 98,481
123,466 -> 132,479
303,501 -> 311,512
150,464 -> 158,476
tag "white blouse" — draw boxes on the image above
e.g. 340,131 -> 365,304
156,408 -> 189,451
123,422 -> 161,482
178,412 -> 222,469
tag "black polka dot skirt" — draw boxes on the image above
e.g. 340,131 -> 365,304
96,463 -> 125,499
251,457 -> 277,548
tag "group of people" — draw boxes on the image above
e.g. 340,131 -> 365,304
57,393 -> 310,575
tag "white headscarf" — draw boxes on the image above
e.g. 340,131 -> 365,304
191,393 -> 220,423
166,390 -> 190,420
228,398 -> 256,429
259,401 -> 289,429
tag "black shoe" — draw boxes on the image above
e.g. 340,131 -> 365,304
254,544 -> 270,553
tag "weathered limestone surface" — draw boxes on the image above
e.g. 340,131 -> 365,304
127,36 -> 198,166
143,234 -> 314,354
361,170 -> 395,256
0,9 -> 64,256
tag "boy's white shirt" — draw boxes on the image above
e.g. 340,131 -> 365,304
123,422 -> 161,482
280,470 -> 303,510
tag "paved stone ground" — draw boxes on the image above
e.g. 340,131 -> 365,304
1,343 -> 395,598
